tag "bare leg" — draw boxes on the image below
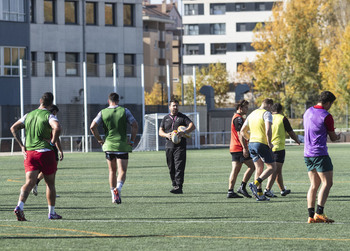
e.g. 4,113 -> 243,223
107,159 -> 117,188
266,162 -> 283,190
117,158 -> 128,183
19,170 -> 40,203
228,162 -> 242,190
242,159 -> 255,183
259,162 -> 276,181
44,173 -> 56,206
253,159 -> 265,189
307,170 -> 321,209
317,171 -> 333,207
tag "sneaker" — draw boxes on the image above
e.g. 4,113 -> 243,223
237,186 -> 252,198
170,186 -> 183,194
256,194 -> 270,201
113,188 -> 122,204
48,212 -> 62,220
227,191 -> 243,198
14,206 -> 27,221
314,213 -> 334,223
248,182 -> 258,199
281,189 -> 291,196
32,184 -> 38,196
264,189 -> 277,198
308,217 -> 316,223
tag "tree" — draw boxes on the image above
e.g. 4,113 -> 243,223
144,83 -> 168,105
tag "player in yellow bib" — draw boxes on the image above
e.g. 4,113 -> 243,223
240,99 -> 276,201
264,103 -> 301,198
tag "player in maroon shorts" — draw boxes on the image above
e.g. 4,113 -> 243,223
10,92 -> 62,221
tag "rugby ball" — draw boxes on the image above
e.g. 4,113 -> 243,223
171,130 -> 181,144
177,126 -> 191,138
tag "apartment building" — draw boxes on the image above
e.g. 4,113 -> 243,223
0,0 -> 143,136
182,0 -> 278,81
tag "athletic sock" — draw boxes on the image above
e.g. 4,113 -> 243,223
110,187 -> 115,199
117,181 -> 124,192
17,201 -> 24,210
48,206 -> 55,215
254,178 -> 263,186
228,189 -> 233,193
316,205 -> 324,215
308,208 -> 315,218
241,182 -> 246,189
257,188 -> 263,196
36,179 -> 41,185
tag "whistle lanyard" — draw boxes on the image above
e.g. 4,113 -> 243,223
170,115 -> 177,130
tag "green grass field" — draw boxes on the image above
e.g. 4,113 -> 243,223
1,144 -> 350,250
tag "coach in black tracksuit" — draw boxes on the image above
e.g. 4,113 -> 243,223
159,99 -> 196,194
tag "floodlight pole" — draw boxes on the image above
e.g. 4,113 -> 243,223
193,66 -> 198,148
113,62 -> 117,93
141,63 -> 145,129
83,61 -> 88,153
167,62 -> 171,105
19,59 -> 24,142
52,60 -> 56,104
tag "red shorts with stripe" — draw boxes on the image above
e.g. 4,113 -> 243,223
24,150 -> 57,175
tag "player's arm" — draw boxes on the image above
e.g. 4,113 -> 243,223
10,120 -> 26,157
240,120 -> 250,141
129,120 -> 138,146
90,121 -> 104,145
324,114 -> 341,142
178,122 -> 195,138
49,119 -> 61,145
284,117 -> 301,145
265,120 -> 273,148
55,139 -> 64,161
159,127 -> 171,140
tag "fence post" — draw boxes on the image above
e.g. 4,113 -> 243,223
52,60 -> 56,104
19,59 -> 24,143
83,62 -> 88,152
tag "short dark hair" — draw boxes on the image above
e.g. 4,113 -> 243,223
236,100 -> 249,110
262,98 -> 274,106
41,92 -> 54,106
49,105 -> 59,114
169,98 -> 179,106
271,103 -> 283,113
109,93 -> 119,103
318,91 -> 336,104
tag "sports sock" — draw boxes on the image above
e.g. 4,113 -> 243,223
254,178 -> 263,186
111,187 -> 115,199
241,182 -> 246,189
228,189 -> 233,193
17,201 -> 24,210
316,205 -> 324,215
257,188 -> 263,196
48,206 -> 55,215
117,181 -> 124,192
36,179 -> 41,185
308,208 -> 315,218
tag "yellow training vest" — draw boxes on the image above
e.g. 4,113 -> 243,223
271,113 -> 286,151
249,109 -> 268,145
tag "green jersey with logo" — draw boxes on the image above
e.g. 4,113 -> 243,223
24,109 -> 53,151
101,106 -> 132,152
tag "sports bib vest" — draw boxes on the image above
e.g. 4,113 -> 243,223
272,113 -> 286,151
249,109 -> 268,145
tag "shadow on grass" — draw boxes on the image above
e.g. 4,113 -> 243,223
0,235 -> 164,239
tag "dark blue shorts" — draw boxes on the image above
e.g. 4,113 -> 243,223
273,150 -> 285,163
231,152 -> 252,163
248,142 -> 275,164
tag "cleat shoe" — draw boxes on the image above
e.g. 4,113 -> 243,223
256,194 -> 270,201
14,206 -> 27,221
113,188 -> 122,204
264,189 -> 277,198
314,213 -> 334,223
248,182 -> 259,199
308,217 -> 316,223
237,186 -> 252,198
48,213 -> 62,220
170,186 -> 183,194
227,191 -> 243,198
32,184 -> 38,196
281,189 -> 291,196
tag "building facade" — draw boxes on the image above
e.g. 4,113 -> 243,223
0,0 -> 143,137
182,0 -> 278,81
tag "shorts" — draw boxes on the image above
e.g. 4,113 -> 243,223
231,152 -> 252,163
305,155 -> 333,172
24,150 -> 57,175
273,150 -> 285,163
105,152 -> 129,160
248,142 -> 275,164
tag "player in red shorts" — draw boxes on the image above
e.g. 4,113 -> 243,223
10,92 -> 62,221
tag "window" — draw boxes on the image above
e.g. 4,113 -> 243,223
65,1 -> 77,24
236,43 -> 254,51
124,54 -> 135,77
210,4 -> 225,15
2,0 -> 26,22
1,47 -> 26,76
31,52 -> 37,76
184,24 -> 199,35
257,3 -> 266,11
237,22 -> 259,32
210,23 -> 225,35
105,53 -> 116,77
86,53 -> 98,76
211,44 -> 226,55
86,2 -> 97,25
30,0 -> 35,23
235,3 -> 246,11
123,4 -> 134,26
105,3 -> 115,26
184,4 -> 204,15
66,53 -> 79,76
45,52 -> 56,76
184,44 -> 204,55
44,0 -> 55,23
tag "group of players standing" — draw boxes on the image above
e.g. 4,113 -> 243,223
10,90 -> 340,224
